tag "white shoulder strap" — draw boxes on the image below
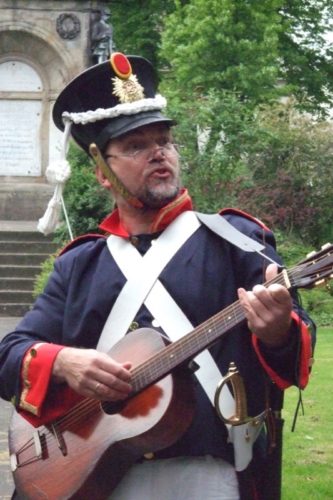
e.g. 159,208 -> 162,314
97,211 -> 200,352
196,212 -> 279,265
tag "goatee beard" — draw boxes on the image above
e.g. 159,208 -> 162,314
139,185 -> 180,209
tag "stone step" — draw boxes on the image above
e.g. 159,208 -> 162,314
0,265 -> 41,278
0,290 -> 34,303
0,184 -> 54,221
0,241 -> 57,253
1,277 -> 35,291
0,303 -> 31,317
0,230 -> 50,242
0,221 -> 56,315
0,253 -> 49,266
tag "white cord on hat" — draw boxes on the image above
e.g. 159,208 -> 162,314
62,95 -> 166,125
37,120 -> 74,240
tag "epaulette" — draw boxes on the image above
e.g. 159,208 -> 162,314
59,233 -> 106,256
219,208 -> 270,231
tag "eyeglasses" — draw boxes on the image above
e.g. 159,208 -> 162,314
104,140 -> 182,161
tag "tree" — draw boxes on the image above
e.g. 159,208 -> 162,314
160,0 -> 333,114
161,0 -> 283,103
237,99 -> 333,245
278,1 -> 333,114
108,0 -> 178,68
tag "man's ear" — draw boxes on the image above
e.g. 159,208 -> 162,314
95,165 -> 112,189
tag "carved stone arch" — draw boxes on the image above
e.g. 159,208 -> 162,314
0,23 -> 74,93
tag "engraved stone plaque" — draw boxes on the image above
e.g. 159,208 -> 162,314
0,100 -> 42,176
0,61 -> 42,92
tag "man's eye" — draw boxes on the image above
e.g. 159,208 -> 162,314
158,138 -> 170,147
126,142 -> 144,153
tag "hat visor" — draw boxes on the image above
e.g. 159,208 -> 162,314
96,111 -> 176,152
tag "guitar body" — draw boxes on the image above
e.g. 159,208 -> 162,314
9,329 -> 195,499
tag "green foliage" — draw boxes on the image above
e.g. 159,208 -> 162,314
166,89 -> 258,212
156,1 -> 333,248
161,0 -> 283,103
166,91 -> 332,248
109,0 -> 177,68
54,143 -> 113,245
160,0 -> 333,114
278,1 -> 333,115
301,285 -> 333,327
33,252 -> 57,298
235,100 -> 333,245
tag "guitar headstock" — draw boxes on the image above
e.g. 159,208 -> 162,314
288,243 -> 333,290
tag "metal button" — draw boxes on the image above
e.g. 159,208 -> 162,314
130,236 -> 140,247
129,321 -> 139,331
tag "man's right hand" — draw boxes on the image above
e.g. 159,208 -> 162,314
52,347 -> 132,401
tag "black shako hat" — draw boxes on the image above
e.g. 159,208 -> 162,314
53,52 -> 174,154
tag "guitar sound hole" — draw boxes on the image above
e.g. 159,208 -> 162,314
101,400 -> 125,415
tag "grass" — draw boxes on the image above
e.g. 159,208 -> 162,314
282,327 -> 333,499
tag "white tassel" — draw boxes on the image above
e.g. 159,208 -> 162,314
38,121 -> 74,239
37,184 -> 63,235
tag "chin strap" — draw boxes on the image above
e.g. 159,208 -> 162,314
89,143 -> 143,208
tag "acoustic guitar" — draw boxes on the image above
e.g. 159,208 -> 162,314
8,244 -> 333,499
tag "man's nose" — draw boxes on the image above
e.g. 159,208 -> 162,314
148,144 -> 166,160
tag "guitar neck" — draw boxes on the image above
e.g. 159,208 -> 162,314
130,271 -> 290,394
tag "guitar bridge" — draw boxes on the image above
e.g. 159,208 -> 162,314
10,429 -> 45,471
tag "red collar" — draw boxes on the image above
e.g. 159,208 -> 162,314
99,188 -> 193,237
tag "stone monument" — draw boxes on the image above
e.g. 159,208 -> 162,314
0,0 -> 113,221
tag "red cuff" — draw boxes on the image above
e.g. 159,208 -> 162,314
252,311 -> 313,390
19,343 -> 82,427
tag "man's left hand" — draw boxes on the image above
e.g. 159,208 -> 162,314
237,264 -> 292,347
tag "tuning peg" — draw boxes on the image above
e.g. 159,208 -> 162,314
321,243 -> 332,250
306,250 -> 316,258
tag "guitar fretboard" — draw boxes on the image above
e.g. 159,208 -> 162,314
130,272 -> 288,394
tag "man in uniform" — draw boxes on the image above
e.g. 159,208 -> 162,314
0,53 -> 315,499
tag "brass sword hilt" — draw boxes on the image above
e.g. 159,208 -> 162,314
214,362 -> 251,426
